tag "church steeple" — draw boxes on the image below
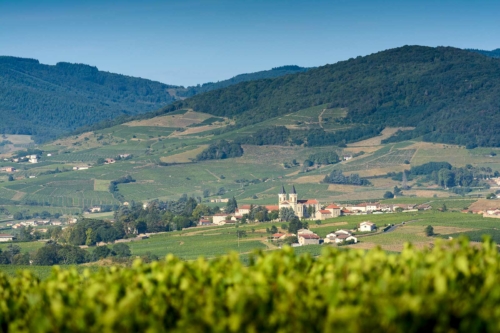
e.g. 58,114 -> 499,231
278,185 -> 287,203
289,185 -> 297,204
280,185 -> 286,194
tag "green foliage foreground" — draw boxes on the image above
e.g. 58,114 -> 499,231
1,239 -> 500,332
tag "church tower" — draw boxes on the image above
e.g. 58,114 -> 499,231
289,185 -> 298,204
279,185 -> 287,203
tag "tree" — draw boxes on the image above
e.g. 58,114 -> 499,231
441,203 -> 448,212
270,225 -> 278,234
288,217 -> 303,234
113,243 -> 131,257
13,212 -> 24,220
236,230 -> 247,238
85,228 -> 97,246
281,224 -> 288,230
425,225 -> 434,237
8,174 -> 14,181
486,193 -> 497,200
92,246 -> 112,261
96,157 -> 105,165
283,236 -> 298,245
226,197 -> 238,214
135,221 -> 148,234
203,189 -> 210,198
383,191 -> 394,199
280,208 -> 296,222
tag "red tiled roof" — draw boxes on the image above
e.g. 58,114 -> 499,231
337,234 -> 351,239
239,205 -> 252,209
326,204 -> 341,209
298,199 -> 318,204
272,233 -> 285,238
342,209 -> 352,213
300,234 -> 320,239
319,210 -> 331,214
265,205 -> 280,211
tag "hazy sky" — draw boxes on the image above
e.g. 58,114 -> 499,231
0,0 -> 498,86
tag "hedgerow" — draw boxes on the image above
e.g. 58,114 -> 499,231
1,238 -> 500,332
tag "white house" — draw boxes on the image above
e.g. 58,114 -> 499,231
29,155 -> 38,163
359,221 -> 376,232
323,232 -> 337,244
212,214 -> 230,225
335,233 -> 358,244
90,206 -> 102,213
0,234 -> 15,242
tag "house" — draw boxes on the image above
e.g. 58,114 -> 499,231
343,155 -> 353,161
298,233 -> 320,245
359,221 -> 376,232
105,158 -> 116,164
47,153 -> 52,157
335,233 -> 358,244
265,205 -> 280,213
297,228 -> 315,235
210,198 -> 229,203
316,209 -> 333,220
271,233 -> 286,241
335,229 -> 351,235
198,219 -> 213,226
392,203 -> 417,211
119,154 -> 130,158
90,206 -> 102,213
341,208 -> 353,216
29,155 -> 38,163
73,166 -> 89,171
349,202 -> 380,213
325,204 -> 342,217
0,234 -> 15,242
323,232 -> 338,244
212,214 -> 231,225
236,205 -> 252,215
2,167 -> 15,172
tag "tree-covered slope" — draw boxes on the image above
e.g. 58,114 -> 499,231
0,56 -> 179,142
468,48 -> 500,58
176,65 -> 309,98
167,46 -> 500,147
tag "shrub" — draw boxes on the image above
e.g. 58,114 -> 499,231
2,239 -> 500,331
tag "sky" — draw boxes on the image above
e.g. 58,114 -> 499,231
0,0 -> 499,86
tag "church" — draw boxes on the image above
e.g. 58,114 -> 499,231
278,185 -> 321,218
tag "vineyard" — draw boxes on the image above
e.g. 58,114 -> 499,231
1,239 -> 500,331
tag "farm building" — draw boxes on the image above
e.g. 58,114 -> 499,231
0,234 -> 15,242
359,221 -> 376,232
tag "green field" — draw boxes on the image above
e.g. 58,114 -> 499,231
1,106 -> 499,224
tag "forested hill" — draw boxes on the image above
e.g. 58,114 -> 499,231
161,46 -> 500,147
468,48 -> 500,58
175,65 -> 309,98
0,56 -> 180,142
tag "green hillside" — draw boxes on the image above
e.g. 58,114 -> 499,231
0,56 -> 181,142
468,48 -> 500,58
176,65 -> 310,97
159,46 -> 499,148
